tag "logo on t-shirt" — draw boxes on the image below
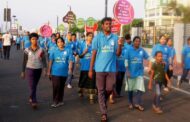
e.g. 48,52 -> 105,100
165,47 -> 167,52
63,51 -> 67,55
110,40 -> 115,46
139,51 -> 143,56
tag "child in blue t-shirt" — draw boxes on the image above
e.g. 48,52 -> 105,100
47,37 -> 73,108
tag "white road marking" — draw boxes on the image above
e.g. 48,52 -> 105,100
144,76 -> 190,95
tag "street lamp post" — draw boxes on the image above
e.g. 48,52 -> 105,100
105,0 -> 108,17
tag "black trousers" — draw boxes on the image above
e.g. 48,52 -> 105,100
167,69 -> 173,79
16,44 -> 20,50
3,46 -> 11,59
180,69 -> 190,83
52,76 -> 67,103
78,71 -> 96,89
116,72 -> 125,95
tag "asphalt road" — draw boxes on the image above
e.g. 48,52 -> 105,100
0,46 -> 190,122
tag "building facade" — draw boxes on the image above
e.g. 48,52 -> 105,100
142,0 -> 190,45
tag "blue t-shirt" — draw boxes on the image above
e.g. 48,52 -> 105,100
49,48 -> 74,77
125,46 -> 149,78
38,37 -> 49,49
117,46 -> 127,72
23,36 -> 30,48
65,39 -> 76,52
182,45 -> 190,69
152,44 -> 171,69
16,37 -> 21,44
92,32 -> 118,72
0,40 -> 2,48
47,40 -> 57,54
124,42 -> 132,50
168,47 -> 176,59
79,42 -> 92,71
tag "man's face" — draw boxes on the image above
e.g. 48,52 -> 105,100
126,39 -> 131,44
102,21 -> 111,33
133,38 -> 141,48
72,35 -> 76,41
67,33 -> 72,41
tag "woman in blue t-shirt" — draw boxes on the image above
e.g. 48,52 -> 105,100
178,37 -> 190,87
47,37 -> 74,108
125,36 -> 150,111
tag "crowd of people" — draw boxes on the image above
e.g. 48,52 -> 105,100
1,17 -> 190,122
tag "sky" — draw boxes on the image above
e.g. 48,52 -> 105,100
0,0 -> 145,31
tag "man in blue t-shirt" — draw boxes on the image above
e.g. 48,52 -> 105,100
47,34 -> 57,56
65,32 -> 75,89
16,35 -> 22,50
89,17 -> 123,121
22,31 -> 30,49
124,33 -> 132,50
178,37 -> 190,87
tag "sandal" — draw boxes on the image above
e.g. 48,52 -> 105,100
134,104 -> 144,111
101,114 -> 108,122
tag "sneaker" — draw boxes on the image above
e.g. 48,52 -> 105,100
57,102 -> 64,107
163,87 -> 169,92
67,84 -> 72,89
51,103 -> 58,108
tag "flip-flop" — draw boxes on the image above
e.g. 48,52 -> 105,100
101,114 -> 108,122
134,104 -> 144,111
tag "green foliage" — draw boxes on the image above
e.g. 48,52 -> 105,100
70,24 -> 84,33
167,1 -> 190,23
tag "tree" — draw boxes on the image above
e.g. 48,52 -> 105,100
167,1 -> 190,23
122,19 -> 143,35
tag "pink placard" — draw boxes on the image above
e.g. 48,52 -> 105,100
113,0 -> 134,25
40,25 -> 52,37
111,18 -> 121,33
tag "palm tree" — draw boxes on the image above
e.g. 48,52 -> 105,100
167,0 -> 190,23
